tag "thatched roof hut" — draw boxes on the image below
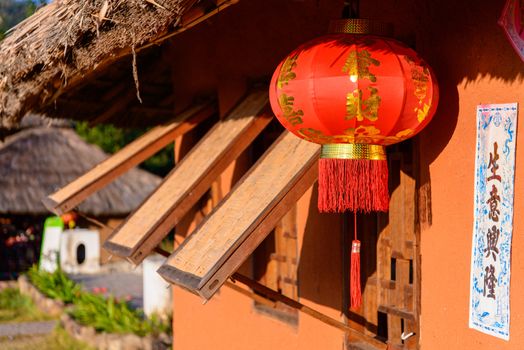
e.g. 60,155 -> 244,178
0,118 -> 161,216
0,0 -> 238,129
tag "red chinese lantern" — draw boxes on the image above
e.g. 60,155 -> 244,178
269,19 -> 439,308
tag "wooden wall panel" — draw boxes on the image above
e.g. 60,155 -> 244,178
376,145 -> 419,350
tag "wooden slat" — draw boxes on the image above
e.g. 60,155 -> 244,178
275,207 -> 298,299
44,102 -> 215,215
377,305 -> 415,322
103,91 -> 271,264
157,132 -> 320,299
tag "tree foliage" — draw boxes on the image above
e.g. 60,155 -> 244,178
75,122 -> 174,177
0,0 -> 46,40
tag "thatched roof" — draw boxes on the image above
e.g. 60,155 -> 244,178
0,122 -> 162,216
0,0 -> 237,129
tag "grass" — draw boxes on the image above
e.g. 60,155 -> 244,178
0,288 -> 53,323
0,326 -> 94,350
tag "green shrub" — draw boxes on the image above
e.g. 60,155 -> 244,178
26,266 -> 170,336
69,291 -> 169,336
27,266 -> 82,303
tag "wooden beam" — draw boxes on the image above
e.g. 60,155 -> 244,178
225,279 -> 278,308
229,274 -> 387,349
157,132 -> 320,299
43,102 -> 215,215
103,91 -> 271,265
100,81 -> 129,102
89,89 -> 138,126
129,105 -> 175,116
129,94 -> 175,118
181,5 -> 207,26
53,98 -> 100,113
213,0 -> 231,5
140,83 -> 173,97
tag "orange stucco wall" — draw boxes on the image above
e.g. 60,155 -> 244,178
372,0 -> 524,349
167,0 -> 524,349
419,74 -> 524,350
172,186 -> 347,350
416,33 -> 524,350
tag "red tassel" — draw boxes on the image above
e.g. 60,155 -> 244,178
350,239 -> 361,309
318,158 -> 389,213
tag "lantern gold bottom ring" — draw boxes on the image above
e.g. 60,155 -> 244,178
320,144 -> 386,161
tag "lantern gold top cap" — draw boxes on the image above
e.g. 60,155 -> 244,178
328,19 -> 393,36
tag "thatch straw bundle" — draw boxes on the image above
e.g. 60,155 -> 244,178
0,118 -> 161,216
0,0 -> 197,128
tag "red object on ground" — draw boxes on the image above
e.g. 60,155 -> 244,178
269,31 -> 439,213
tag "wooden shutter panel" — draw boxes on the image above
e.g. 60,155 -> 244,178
158,132 -> 319,300
44,102 -> 215,215
104,91 -> 271,264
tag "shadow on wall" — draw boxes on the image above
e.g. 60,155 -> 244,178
364,0 -> 524,229
417,0 -> 524,86
298,183 -> 382,334
416,78 -> 459,228
410,0 -> 524,226
408,0 -> 523,166
298,183 -> 343,312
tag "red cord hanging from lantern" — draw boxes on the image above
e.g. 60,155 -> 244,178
269,19 -> 439,214
269,19 -> 439,309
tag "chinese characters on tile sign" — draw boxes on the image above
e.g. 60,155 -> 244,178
469,103 -> 517,340
484,142 -> 501,300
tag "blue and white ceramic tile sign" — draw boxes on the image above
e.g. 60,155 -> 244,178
469,103 -> 518,340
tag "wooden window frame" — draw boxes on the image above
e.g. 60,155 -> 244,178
342,142 -> 421,350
